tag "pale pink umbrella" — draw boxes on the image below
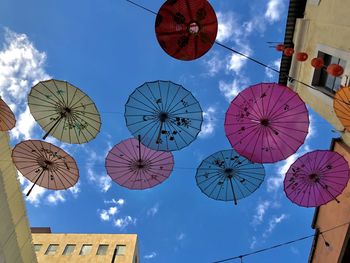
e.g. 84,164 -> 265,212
284,150 -> 350,207
225,83 -> 309,163
0,97 -> 16,131
105,136 -> 174,190
12,140 -> 79,196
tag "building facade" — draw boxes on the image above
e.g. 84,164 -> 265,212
0,131 -> 38,263
31,228 -> 139,263
280,1 -> 350,262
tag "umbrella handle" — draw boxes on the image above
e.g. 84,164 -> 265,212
138,134 -> 142,161
43,116 -> 63,140
229,178 -> 238,205
26,169 -> 45,196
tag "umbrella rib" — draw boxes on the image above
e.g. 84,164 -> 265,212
165,85 -> 181,113
53,80 -> 70,108
72,110 -> 101,125
167,93 -> 191,113
157,81 -> 165,112
125,104 -> 156,115
31,84 -> 65,108
145,82 -> 162,112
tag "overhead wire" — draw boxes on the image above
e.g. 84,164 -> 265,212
212,220 -> 350,263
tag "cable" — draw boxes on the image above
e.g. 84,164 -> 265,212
212,221 -> 350,263
122,0 -> 342,99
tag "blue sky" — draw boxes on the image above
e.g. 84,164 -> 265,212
0,0 -> 341,262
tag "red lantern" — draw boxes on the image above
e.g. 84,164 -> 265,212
311,57 -> 324,69
284,48 -> 294,57
327,64 -> 344,77
275,44 -> 285,52
296,52 -> 308,62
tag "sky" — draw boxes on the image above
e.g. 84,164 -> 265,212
0,0 -> 342,262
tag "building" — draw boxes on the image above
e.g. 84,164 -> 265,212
280,1 -> 350,262
0,131 -> 38,263
31,227 -> 140,263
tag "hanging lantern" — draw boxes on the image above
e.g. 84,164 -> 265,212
327,64 -> 344,77
284,47 -> 294,57
296,52 -> 308,62
311,57 -> 324,69
275,44 -> 285,52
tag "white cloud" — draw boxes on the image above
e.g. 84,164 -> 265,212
250,236 -> 257,249
104,198 -> 125,206
86,149 -> 112,192
108,206 -> 118,215
10,106 -> 36,140
144,252 -> 158,260
265,0 -> 285,23
227,46 -> 252,74
204,52 -> 225,76
114,216 -> 137,229
68,182 -> 81,197
265,59 -> 281,80
263,214 -> 288,237
219,77 -> 250,102
23,183 -> 47,207
216,12 -> 241,43
47,191 -> 65,205
199,107 -> 217,138
251,201 -> 271,226
177,233 -> 186,241
147,203 -> 159,217
100,210 -> 110,221
0,28 -> 50,140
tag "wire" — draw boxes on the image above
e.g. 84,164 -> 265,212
122,0 -> 341,99
212,221 -> 350,263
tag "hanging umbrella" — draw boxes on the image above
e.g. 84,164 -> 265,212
196,149 -> 265,205
105,136 -> 174,190
12,140 -> 79,196
0,97 -> 16,131
284,150 -> 350,207
225,82 -> 309,163
334,86 -> 350,131
125,80 -> 203,151
155,0 -> 218,61
28,79 -> 101,144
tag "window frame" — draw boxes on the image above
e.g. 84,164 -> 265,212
44,244 -> 59,255
62,244 -> 76,256
96,244 -> 109,256
34,244 -> 43,253
79,244 -> 93,256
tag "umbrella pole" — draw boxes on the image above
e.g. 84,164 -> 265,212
319,182 -> 340,203
138,134 -> 142,161
156,122 -> 164,144
26,169 -> 45,196
43,116 -> 63,140
229,178 -> 238,205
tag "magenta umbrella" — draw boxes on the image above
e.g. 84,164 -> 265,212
105,136 -> 174,190
284,150 -> 350,207
225,83 -> 309,163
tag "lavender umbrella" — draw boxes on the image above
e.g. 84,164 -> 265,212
225,83 -> 309,163
284,150 -> 350,207
105,136 -> 174,190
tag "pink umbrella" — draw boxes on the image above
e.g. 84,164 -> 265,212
0,97 -> 16,131
225,83 -> 309,163
105,136 -> 174,190
284,150 -> 350,207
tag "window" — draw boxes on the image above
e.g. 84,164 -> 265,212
34,244 -> 42,252
116,245 -> 126,255
79,244 -> 92,255
312,51 -> 347,94
45,244 -> 59,255
96,244 -> 109,255
62,244 -> 76,255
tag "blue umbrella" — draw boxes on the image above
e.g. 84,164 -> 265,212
125,80 -> 203,151
196,149 -> 265,205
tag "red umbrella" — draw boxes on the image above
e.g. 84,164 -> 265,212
155,0 -> 218,61
284,150 -> 350,207
105,136 -> 174,190
12,140 -> 79,196
0,97 -> 16,131
225,83 -> 309,163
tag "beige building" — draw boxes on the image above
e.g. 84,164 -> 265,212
280,1 -> 350,262
0,131 -> 38,263
31,227 -> 139,263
